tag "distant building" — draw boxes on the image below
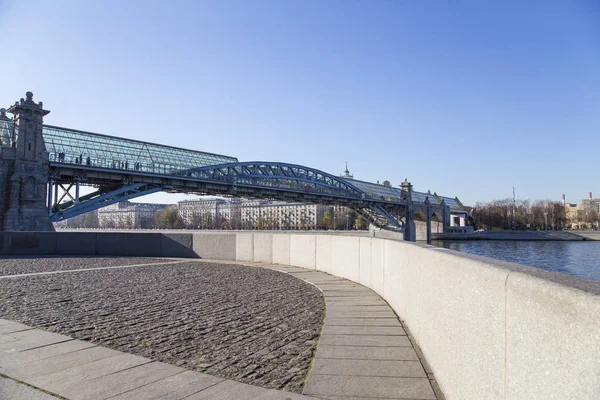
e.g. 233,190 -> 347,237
179,198 -> 330,230
98,201 -> 167,229
565,193 -> 600,229
242,201 -> 329,230
178,198 -> 241,229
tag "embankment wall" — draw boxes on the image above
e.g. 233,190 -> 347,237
1,230 -> 598,400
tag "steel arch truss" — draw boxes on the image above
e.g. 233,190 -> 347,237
47,160 -> 406,231
180,162 -> 367,200
49,182 -> 162,222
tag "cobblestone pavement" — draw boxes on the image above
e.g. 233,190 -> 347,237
0,260 -> 325,393
0,256 -> 168,276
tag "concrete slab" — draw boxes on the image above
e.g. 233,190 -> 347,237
323,310 -> 397,318
61,361 -> 183,399
0,329 -> 71,352
318,334 -> 412,347
28,353 -> 152,393
55,232 -> 97,255
0,339 -> 95,369
303,376 -> 436,399
253,234 -> 273,263
2,346 -> 123,381
318,284 -> 373,290
272,234 -> 290,265
252,262 -> 438,400
109,370 -> 224,400
321,325 -> 406,336
315,345 -> 418,361
236,233 -> 254,262
289,235 -> 316,269
322,291 -> 381,297
0,376 -> 59,400
324,304 -> 391,311
0,322 -> 34,334
186,379 -> 315,399
324,318 -> 401,326
310,358 -> 426,378
192,233 -> 236,260
324,298 -> 387,306
316,235 -> 331,274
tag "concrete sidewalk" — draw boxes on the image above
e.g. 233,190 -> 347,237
0,260 -> 442,399
255,263 -> 441,400
0,319 -> 314,400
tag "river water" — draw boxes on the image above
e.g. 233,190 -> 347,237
430,240 -> 600,281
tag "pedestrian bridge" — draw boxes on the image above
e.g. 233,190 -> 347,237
0,92 -> 449,238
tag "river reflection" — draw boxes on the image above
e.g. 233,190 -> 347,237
430,240 -> 600,281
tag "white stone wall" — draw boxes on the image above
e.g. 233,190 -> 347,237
221,231 -> 599,400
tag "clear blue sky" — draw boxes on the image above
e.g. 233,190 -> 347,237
1,0 -> 598,206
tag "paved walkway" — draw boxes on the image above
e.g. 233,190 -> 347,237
0,259 -> 442,399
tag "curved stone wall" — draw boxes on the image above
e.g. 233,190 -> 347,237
2,230 -> 599,399
227,232 -> 600,400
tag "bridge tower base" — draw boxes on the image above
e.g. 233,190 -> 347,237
0,92 -> 54,232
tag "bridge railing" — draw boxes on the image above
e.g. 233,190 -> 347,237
43,124 -> 238,175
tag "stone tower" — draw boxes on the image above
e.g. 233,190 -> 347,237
0,92 -> 54,231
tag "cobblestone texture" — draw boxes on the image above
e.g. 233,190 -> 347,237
0,257 -> 167,276
0,260 -> 325,392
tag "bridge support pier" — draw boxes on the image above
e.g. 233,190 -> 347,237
0,92 -> 54,232
425,197 -> 432,244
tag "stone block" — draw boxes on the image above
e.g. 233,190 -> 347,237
9,232 -> 56,255
64,361 -> 183,399
192,233 -> 236,260
310,359 -> 425,378
290,234 -> 316,269
317,334 -> 411,347
370,238 -> 385,296
235,233 -> 254,261
358,237 -> 371,286
315,345 -> 418,361
161,233 -> 197,258
330,236 -> 360,282
28,353 -> 151,394
410,246 -> 508,400
0,376 -> 57,400
2,346 -> 121,382
324,317 -> 401,326
303,375 -> 435,399
0,322 -> 34,334
109,370 -> 223,400
95,232 -> 162,256
315,235 -> 331,274
0,328 -> 71,352
321,325 -> 406,336
505,272 -> 600,400
272,234 -> 290,265
0,340 -> 95,369
56,232 -> 97,255
253,233 -> 272,263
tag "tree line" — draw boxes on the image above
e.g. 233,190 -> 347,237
472,199 -> 567,230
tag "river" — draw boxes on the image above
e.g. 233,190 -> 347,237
430,240 -> 600,281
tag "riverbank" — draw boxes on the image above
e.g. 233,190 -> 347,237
432,230 -> 599,241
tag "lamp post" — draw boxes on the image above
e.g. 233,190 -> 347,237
346,214 -> 349,230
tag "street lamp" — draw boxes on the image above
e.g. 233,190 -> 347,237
346,214 -> 349,230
